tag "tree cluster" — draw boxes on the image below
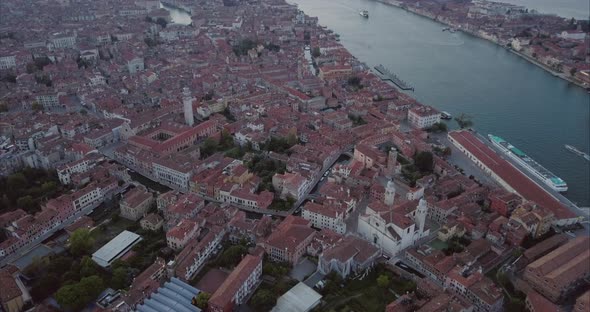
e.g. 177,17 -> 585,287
192,292 -> 211,309
232,38 -> 257,56
56,275 -> 105,311
27,254 -> 103,305
26,57 -> 52,74
200,130 -> 247,159
269,196 -> 295,211
414,151 -> 434,173
69,228 -> 95,256
216,244 -> 248,268
262,261 -> 290,278
246,154 -> 286,192
427,122 -> 448,133
0,168 -> 63,214
311,47 -> 321,58
443,236 -> 471,255
454,113 -> 473,129
264,42 -> 281,52
250,279 -> 297,311
262,134 -> 297,154
348,114 -> 367,126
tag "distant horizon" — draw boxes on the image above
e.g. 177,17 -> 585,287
496,0 -> 589,20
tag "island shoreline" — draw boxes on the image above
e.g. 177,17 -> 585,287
373,0 -> 590,91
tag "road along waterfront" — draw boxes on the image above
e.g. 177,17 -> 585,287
290,0 -> 590,207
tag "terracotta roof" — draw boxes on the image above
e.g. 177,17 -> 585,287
321,235 -> 379,264
448,131 -> 574,220
209,254 -> 262,310
0,269 -> 22,304
527,290 -> 562,312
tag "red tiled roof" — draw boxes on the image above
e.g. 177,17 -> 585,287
0,269 -> 22,303
449,131 -> 575,220
208,254 -> 262,310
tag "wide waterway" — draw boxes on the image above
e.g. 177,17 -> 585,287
164,0 -> 590,207
160,2 -> 192,25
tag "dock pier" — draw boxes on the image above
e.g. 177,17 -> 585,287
374,64 -> 414,91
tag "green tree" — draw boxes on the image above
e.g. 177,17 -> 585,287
200,137 -> 219,158
454,113 -> 473,129
16,195 -> 35,211
56,284 -> 83,311
80,109 -> 88,115
193,292 -> 211,309
377,274 -> 390,288
7,172 -> 27,191
232,38 -> 257,56
347,76 -> 362,87
69,228 -> 95,256
0,102 -> 8,112
31,102 -> 43,112
428,122 -> 448,132
312,47 -> 321,58
79,275 -> 105,298
41,181 -> 58,198
286,132 -> 298,146
111,267 -> 129,290
251,288 -> 276,310
570,67 -> 577,76
80,256 -> 98,277
156,17 -> 168,28
56,275 -> 105,310
31,272 -> 60,301
414,151 -> 434,173
219,130 -> 235,150
144,37 -> 158,47
218,245 -> 248,268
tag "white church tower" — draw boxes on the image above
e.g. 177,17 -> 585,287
416,198 -> 428,234
183,87 -> 194,126
384,180 -> 396,206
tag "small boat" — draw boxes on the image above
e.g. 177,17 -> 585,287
440,111 -> 452,120
565,144 -> 590,161
359,10 -> 369,18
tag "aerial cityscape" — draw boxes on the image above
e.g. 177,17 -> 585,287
0,0 -> 588,311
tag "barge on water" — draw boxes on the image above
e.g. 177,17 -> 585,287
565,144 -> 590,161
488,134 -> 568,192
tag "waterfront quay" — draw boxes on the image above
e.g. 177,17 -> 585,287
374,64 -> 414,91
448,130 -> 587,230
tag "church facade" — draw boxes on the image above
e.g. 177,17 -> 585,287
357,181 -> 430,257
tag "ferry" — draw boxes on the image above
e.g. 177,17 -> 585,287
360,10 -> 369,18
488,134 -> 568,192
565,144 -> 590,161
441,111 -> 452,120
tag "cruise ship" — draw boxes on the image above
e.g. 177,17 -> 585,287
488,135 -> 568,192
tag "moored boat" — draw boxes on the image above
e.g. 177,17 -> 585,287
489,134 -> 568,192
565,144 -> 590,161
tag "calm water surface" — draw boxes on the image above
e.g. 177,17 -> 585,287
160,2 -> 192,25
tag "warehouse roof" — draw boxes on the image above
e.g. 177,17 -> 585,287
92,230 -> 142,267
